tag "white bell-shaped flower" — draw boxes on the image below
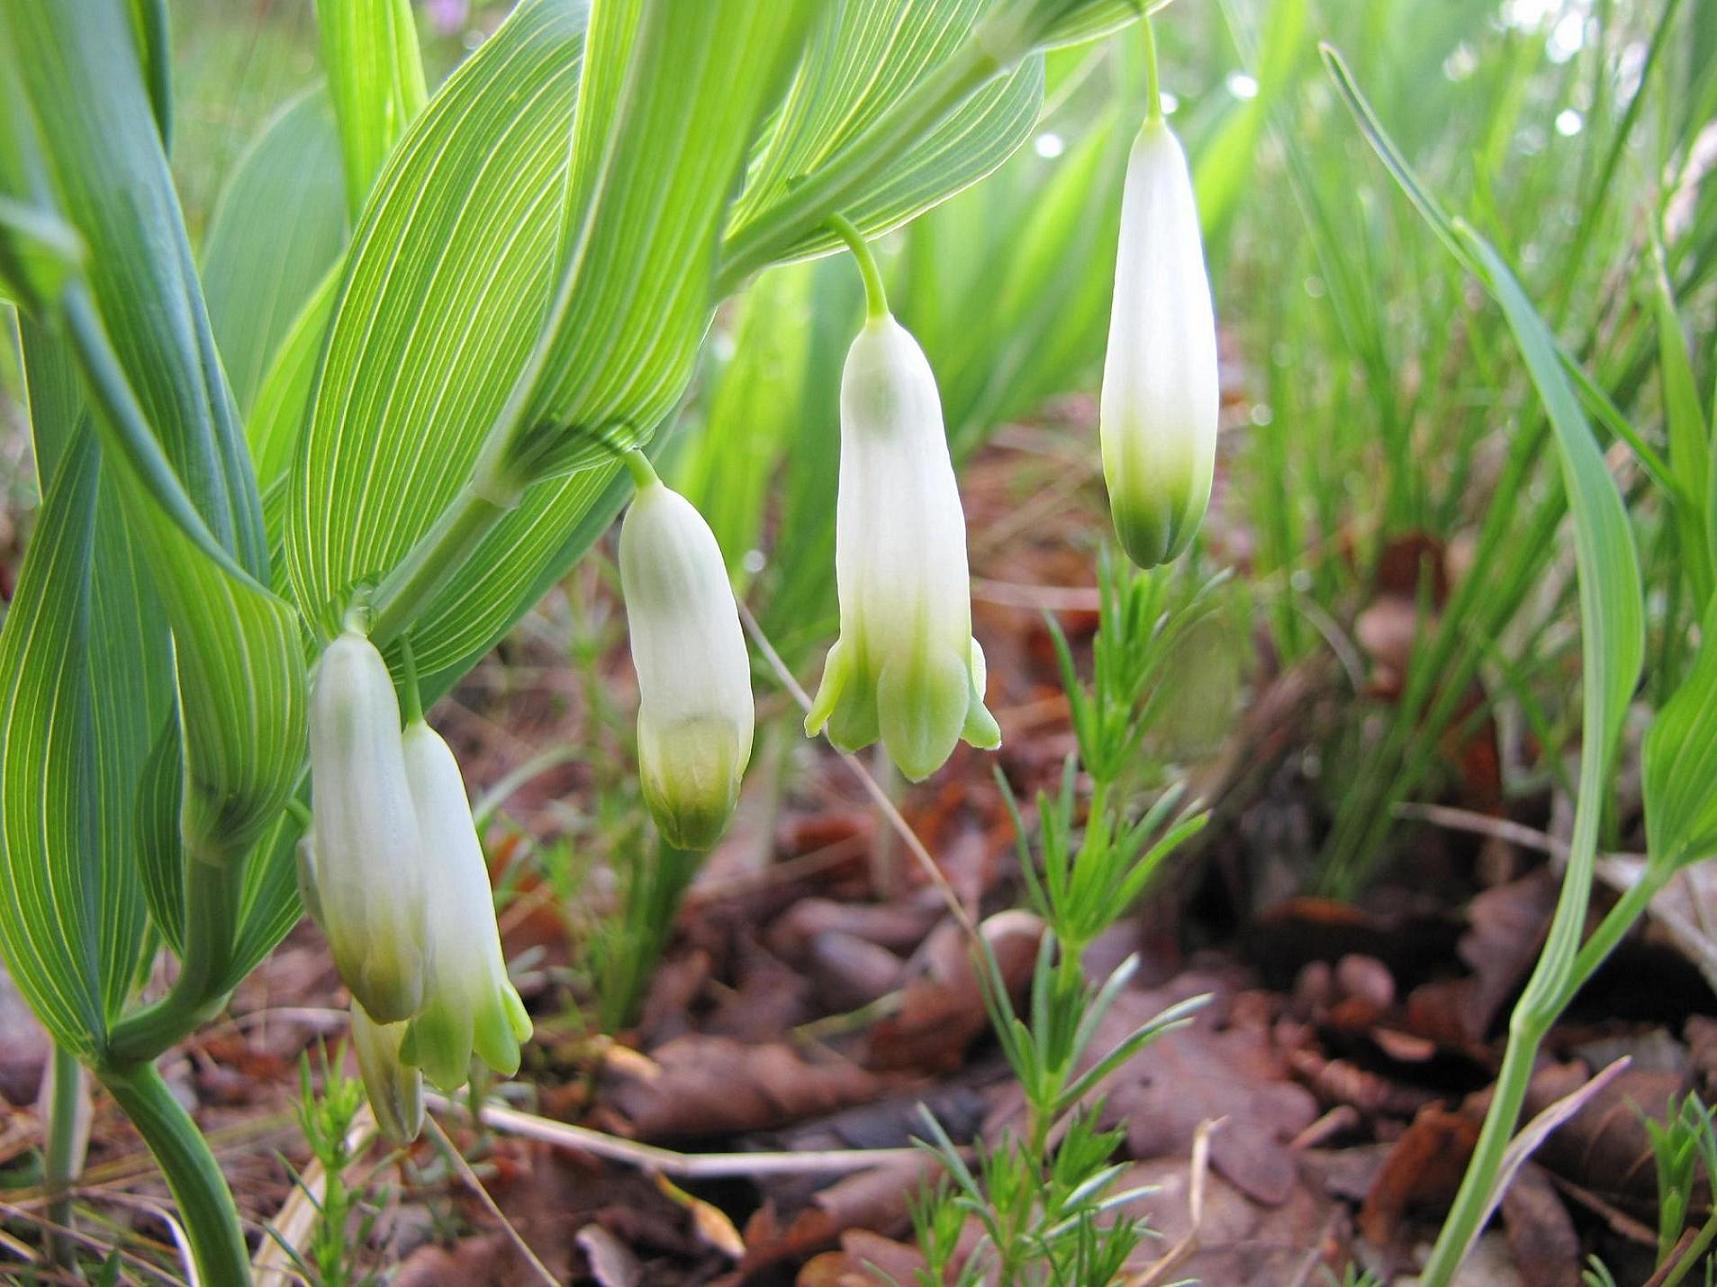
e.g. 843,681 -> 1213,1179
618,465 -> 755,849
350,1002 -> 424,1144
1099,114 -> 1219,568
396,718 -> 532,1092
308,629 -> 427,1024
806,314 -> 1000,781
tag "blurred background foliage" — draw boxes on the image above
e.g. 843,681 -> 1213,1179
3,0 -> 1713,910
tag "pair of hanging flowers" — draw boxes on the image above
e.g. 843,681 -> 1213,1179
302,625 -> 532,1140
618,234 -> 1002,809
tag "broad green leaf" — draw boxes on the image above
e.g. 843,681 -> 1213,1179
290,0 -> 815,671
18,320 -> 172,1037
286,0 -> 594,661
718,0 -> 1047,287
317,0 -> 427,218
0,420 -> 173,1056
3,2 -> 307,866
505,0 -> 818,478
0,428 -> 112,1056
201,87 -> 347,416
251,267 -> 341,500
1644,601 -> 1717,867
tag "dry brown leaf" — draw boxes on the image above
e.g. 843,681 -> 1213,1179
602,1035 -> 882,1139
1359,1102 -> 1480,1248
1108,1023 -> 1318,1205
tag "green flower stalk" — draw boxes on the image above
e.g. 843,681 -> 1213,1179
397,718 -> 533,1092
306,628 -> 428,1024
618,456 -> 756,849
1098,108 -> 1219,568
349,1003 -> 423,1145
806,307 -> 1000,781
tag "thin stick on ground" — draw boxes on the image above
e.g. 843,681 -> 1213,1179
425,1112 -> 560,1287
428,1092 -> 934,1178
738,601 -> 978,940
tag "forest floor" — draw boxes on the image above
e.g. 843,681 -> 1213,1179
0,405 -> 1710,1286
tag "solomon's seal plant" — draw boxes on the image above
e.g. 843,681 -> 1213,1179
0,0 -> 1192,1277
618,452 -> 755,849
1098,22 -> 1218,569
806,219 -> 1002,781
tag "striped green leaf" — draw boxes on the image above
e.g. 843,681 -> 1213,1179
0,427 -> 121,1056
318,0 -> 427,219
4,0 -> 307,884
717,0 -> 1047,287
287,0 -> 817,670
0,330 -> 173,1057
201,87 -> 347,417
285,0 -> 597,663
251,268 -> 341,501
504,0 -> 818,479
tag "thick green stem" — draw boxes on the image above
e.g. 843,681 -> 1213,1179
43,1044 -> 86,1264
100,1063 -> 250,1285
107,852 -> 244,1066
1423,1015 -> 1544,1282
399,633 -> 423,725
827,214 -> 890,322
623,448 -> 659,491
366,481 -> 512,649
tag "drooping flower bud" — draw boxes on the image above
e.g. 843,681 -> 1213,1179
396,719 -> 532,1092
308,628 -> 427,1024
805,314 -> 1000,781
618,467 -> 755,849
350,1002 -> 423,1145
1099,115 -> 1219,569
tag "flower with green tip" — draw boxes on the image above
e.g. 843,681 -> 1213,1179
307,628 -> 428,1024
805,313 -> 1000,782
618,460 -> 755,849
1099,113 -> 1219,569
396,718 -> 532,1093
349,1002 -> 423,1145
